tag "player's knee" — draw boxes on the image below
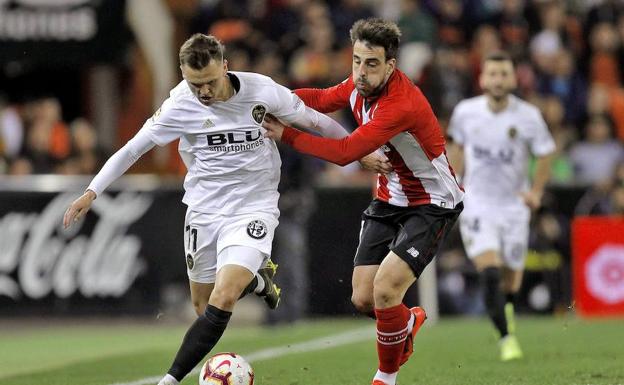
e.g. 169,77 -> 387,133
372,281 -> 401,307
192,300 -> 207,316
209,287 -> 241,310
473,251 -> 501,271
351,294 -> 374,315
210,296 -> 237,310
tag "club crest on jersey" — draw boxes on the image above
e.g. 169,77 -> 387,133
251,104 -> 267,124
247,220 -> 267,239
186,254 -> 195,270
508,126 -> 518,139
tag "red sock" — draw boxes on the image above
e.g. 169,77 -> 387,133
375,304 -> 411,374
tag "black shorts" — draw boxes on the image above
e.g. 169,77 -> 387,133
354,199 -> 463,278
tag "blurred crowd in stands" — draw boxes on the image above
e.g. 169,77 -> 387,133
0,96 -> 107,176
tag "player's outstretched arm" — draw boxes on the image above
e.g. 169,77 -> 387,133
290,106 -> 350,139
263,111 -> 401,167
294,78 -> 353,113
63,129 -> 156,228
288,107 -> 392,174
270,81 -> 389,169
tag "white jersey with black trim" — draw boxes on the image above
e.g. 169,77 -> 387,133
448,94 -> 555,211
144,71 -> 306,215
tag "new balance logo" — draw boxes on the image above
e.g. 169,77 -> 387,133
406,247 -> 420,258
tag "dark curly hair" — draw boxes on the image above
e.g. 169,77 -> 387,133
349,18 -> 401,60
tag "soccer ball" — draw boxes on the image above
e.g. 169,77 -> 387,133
199,353 -> 254,385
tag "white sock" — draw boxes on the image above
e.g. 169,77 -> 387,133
406,311 -> 415,334
374,369 -> 398,385
158,374 -> 179,385
254,274 -> 266,294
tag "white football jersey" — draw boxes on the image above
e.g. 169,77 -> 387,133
448,95 -> 555,211
143,71 -> 306,215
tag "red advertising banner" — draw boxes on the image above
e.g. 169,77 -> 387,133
572,216 -> 624,317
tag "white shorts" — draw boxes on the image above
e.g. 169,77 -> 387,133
184,209 -> 279,283
458,207 -> 530,271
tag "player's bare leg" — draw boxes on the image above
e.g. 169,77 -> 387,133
352,265 -> 379,317
190,281 -> 215,316
158,265 -> 254,385
374,253 -> 416,308
472,249 -> 502,271
208,265 -> 254,309
370,252 -> 422,385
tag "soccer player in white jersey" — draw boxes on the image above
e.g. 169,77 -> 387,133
63,34 -> 390,385
448,51 -> 555,361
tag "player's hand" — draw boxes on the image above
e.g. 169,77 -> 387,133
520,188 -> 543,211
63,190 -> 96,229
262,114 -> 285,141
359,152 -> 392,174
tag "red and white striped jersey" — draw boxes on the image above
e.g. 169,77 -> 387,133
287,69 -> 463,208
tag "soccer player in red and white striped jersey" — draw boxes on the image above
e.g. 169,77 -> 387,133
263,18 -> 464,385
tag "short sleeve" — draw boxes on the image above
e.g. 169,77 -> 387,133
269,83 -> 307,124
528,108 -> 556,156
143,96 -> 184,146
447,103 -> 466,145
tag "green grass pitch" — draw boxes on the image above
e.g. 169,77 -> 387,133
0,316 -> 622,385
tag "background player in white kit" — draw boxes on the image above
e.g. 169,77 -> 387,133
448,51 -> 554,361
63,34 -> 390,385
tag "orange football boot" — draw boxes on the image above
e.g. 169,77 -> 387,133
399,306 -> 427,366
